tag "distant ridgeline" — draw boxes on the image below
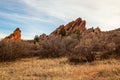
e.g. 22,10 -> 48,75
3,17 -> 120,42
36,18 -> 101,41
2,18 -> 101,42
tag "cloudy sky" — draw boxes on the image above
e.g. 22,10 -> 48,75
0,0 -> 120,39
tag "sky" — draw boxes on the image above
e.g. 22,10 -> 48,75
0,0 -> 120,39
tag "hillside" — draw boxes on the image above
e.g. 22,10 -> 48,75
0,17 -> 120,80
39,18 -> 120,62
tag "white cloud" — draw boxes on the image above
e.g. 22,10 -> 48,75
21,0 -> 120,31
0,12 -> 53,23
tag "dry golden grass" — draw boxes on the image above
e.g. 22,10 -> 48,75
0,57 -> 120,80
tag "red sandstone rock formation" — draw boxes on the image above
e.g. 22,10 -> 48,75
82,27 -> 101,36
39,33 -> 48,40
50,18 -> 86,36
5,28 -> 21,41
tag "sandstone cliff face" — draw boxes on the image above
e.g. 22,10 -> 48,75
5,28 -> 21,41
50,18 -> 86,36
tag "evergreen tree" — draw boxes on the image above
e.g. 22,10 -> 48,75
76,30 -> 81,40
60,28 -> 66,37
34,35 -> 39,44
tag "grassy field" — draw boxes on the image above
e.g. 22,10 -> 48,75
0,57 -> 120,80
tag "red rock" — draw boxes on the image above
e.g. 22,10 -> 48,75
82,27 -> 101,36
50,18 -> 86,36
5,28 -> 21,41
39,33 -> 49,41
94,27 -> 101,34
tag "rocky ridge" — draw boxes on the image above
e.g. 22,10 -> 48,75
50,18 -> 86,36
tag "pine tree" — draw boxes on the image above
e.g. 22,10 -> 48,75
34,35 -> 39,44
76,30 -> 81,40
60,28 -> 66,37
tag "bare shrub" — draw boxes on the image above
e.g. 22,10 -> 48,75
0,40 -> 29,61
69,46 -> 95,64
39,35 -> 79,58
39,36 -> 63,58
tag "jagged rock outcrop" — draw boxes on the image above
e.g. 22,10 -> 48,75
50,18 -> 86,36
5,28 -> 21,41
39,33 -> 48,40
94,27 -> 101,34
82,27 -> 101,36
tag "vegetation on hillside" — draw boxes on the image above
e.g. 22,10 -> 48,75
0,28 -> 120,63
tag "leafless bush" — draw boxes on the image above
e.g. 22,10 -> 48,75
0,40 -> 41,61
69,46 -> 95,64
0,40 -> 29,61
39,35 -> 79,58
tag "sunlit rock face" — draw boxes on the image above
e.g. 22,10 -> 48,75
5,28 -> 21,41
50,17 -> 86,36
